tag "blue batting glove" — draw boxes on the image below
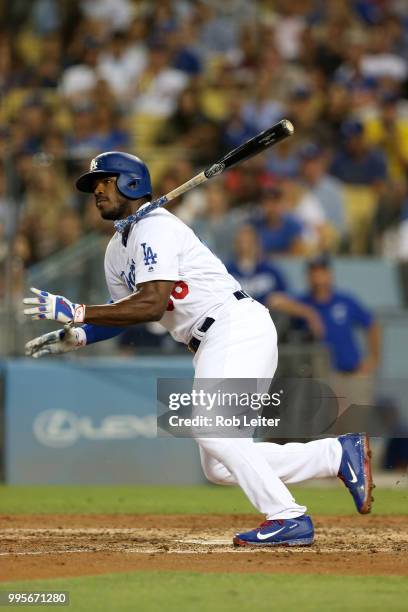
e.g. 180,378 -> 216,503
23,288 -> 85,324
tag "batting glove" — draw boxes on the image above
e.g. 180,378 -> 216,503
25,325 -> 87,359
23,287 -> 85,324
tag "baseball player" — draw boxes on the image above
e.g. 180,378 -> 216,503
23,152 -> 373,547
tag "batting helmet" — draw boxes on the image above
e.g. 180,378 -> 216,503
76,151 -> 152,199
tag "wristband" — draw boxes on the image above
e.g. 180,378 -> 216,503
73,304 -> 86,323
74,327 -> 87,346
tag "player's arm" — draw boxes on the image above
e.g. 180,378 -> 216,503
23,281 -> 173,328
268,292 -> 324,338
354,308 -> 381,374
84,280 -> 173,325
345,297 -> 381,374
358,320 -> 381,374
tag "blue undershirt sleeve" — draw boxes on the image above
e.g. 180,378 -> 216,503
81,323 -> 125,344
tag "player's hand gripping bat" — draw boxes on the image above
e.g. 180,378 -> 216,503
114,119 -> 294,232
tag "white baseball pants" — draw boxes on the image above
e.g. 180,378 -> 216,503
193,296 -> 342,520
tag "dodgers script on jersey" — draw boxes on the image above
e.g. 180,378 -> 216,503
104,203 -> 241,343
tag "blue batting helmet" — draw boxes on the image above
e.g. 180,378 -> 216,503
76,151 -> 152,199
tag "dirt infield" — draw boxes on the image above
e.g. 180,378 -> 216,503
0,514 -> 407,581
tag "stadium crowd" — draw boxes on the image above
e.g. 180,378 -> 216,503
1,0 -> 408,287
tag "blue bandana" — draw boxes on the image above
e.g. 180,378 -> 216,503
113,196 -> 168,234
114,214 -> 138,234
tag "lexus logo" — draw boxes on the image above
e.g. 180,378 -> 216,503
33,410 -> 157,448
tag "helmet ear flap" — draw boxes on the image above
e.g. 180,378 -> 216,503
117,173 -> 141,199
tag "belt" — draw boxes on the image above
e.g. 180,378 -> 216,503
187,290 -> 250,354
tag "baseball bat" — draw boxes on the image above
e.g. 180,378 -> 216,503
132,119 -> 294,223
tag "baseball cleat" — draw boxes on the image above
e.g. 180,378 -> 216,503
233,515 -> 314,547
337,433 -> 373,514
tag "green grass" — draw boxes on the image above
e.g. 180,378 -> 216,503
0,572 -> 406,612
1,488 -> 406,610
0,484 -> 406,515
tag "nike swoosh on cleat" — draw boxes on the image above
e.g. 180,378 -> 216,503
257,527 -> 286,540
347,461 -> 358,483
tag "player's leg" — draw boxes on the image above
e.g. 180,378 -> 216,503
194,298 -> 308,520
199,438 -> 342,485
254,438 -> 342,482
199,446 -> 235,485
198,436 -> 307,519
193,298 -> 371,545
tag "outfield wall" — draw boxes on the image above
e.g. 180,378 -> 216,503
2,357 -> 206,485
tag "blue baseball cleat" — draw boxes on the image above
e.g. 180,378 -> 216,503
338,433 -> 373,514
233,515 -> 314,547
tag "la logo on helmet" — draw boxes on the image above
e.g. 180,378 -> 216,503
90,158 -> 98,170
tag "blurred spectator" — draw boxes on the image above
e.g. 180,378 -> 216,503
298,143 -> 347,243
220,95 -> 256,152
158,87 -> 209,146
56,209 -> 83,250
334,28 -> 373,91
318,82 -> 352,146
32,33 -> 62,89
197,2 -> 243,58
224,156 -> 266,206
227,225 -> 287,304
296,255 -> 381,374
20,162 -> 69,260
265,138 -> 299,179
169,20 -> 203,76
59,42 -> 101,101
364,91 -> 408,180
18,97 -> 49,154
252,186 -> 305,256
371,179 -> 408,256
273,2 -> 308,62
360,24 -> 408,83
304,20 -> 344,78
133,44 -> 189,118
10,152 -> 33,201
97,31 -> 146,101
0,162 -> 14,240
94,105 -> 130,151
241,74 -> 284,133
288,179 -> 329,253
32,0 -> 61,35
80,0 -> 134,33
191,183 -> 245,263
287,85 -> 321,143
65,102 -> 101,159
330,119 -> 387,252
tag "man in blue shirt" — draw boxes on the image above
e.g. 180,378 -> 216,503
297,255 -> 381,374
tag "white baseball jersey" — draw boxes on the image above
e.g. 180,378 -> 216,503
104,204 -> 241,344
